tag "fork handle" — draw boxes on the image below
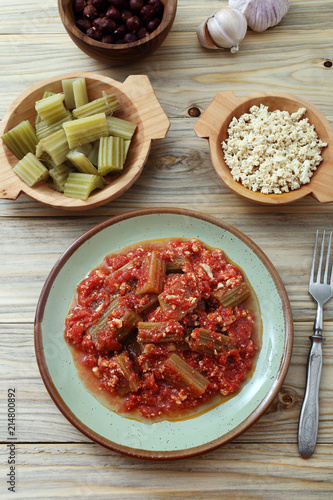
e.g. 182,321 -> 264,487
298,333 -> 324,459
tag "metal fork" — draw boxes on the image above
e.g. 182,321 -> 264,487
298,230 -> 333,459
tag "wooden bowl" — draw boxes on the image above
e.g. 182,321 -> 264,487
194,91 -> 333,205
58,0 -> 177,65
0,72 -> 170,210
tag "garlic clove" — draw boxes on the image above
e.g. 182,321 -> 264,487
196,19 -> 219,50
228,0 -> 290,32
197,7 -> 248,53
210,8 -> 247,52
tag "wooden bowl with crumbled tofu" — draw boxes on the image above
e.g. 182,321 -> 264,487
0,72 -> 170,210
194,91 -> 333,205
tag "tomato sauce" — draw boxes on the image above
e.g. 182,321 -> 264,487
64,238 -> 260,421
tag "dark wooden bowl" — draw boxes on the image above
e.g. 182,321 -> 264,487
58,0 -> 177,65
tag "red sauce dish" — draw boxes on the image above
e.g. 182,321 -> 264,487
64,237 -> 259,421
35,208 -> 293,459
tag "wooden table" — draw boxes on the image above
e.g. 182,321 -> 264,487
1,1 -> 333,497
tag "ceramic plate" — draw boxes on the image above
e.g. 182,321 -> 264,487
34,208 -> 293,460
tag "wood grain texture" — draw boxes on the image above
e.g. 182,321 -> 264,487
1,0 -> 333,497
0,442 -> 332,499
0,322 -> 330,444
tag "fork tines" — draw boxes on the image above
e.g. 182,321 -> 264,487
311,230 -> 333,285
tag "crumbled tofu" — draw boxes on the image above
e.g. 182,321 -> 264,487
110,318 -> 123,330
92,366 -> 102,378
221,104 -> 327,194
200,263 -> 213,278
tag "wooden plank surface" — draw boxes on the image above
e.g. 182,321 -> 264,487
1,0 -> 333,497
1,322 -> 332,444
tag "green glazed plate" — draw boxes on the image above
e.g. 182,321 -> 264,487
34,208 -> 293,460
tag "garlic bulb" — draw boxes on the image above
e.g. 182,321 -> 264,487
197,7 -> 248,53
228,0 -> 290,32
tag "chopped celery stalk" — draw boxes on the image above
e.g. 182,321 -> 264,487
98,135 -> 125,176
158,275 -> 198,320
188,328 -> 236,355
40,156 -> 57,170
35,93 -> 68,126
113,380 -> 131,396
106,115 -> 137,140
137,321 -> 183,343
87,140 -> 99,166
89,297 -> 141,345
63,172 -> 105,200
35,112 -> 72,141
13,152 -> 49,187
89,298 -> 121,341
114,351 -> 139,393
73,77 -> 89,108
73,94 -> 120,119
73,143 -> 93,156
123,139 -> 131,160
136,251 -> 166,295
2,120 -> 38,159
135,294 -> 159,313
114,308 -> 141,342
166,256 -> 187,273
63,112 -> 108,149
37,151 -> 52,165
48,180 -> 62,193
61,78 -> 77,109
35,141 -> 48,161
212,282 -> 250,308
164,353 -> 209,397
35,91 -> 55,124
36,128 -> 69,166
48,163 -> 73,192
127,338 -> 142,358
66,150 -> 101,176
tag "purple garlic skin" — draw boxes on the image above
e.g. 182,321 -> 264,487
228,0 -> 290,32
